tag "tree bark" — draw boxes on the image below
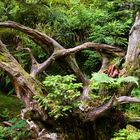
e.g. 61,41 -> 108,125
0,40 -> 50,139
0,16 -> 140,139
125,12 -> 140,74
118,12 -> 140,96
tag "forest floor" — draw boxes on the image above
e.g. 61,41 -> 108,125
0,92 -> 23,121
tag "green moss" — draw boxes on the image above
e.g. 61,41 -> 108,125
0,52 -> 10,63
0,54 -> 6,62
110,57 -> 122,67
0,92 -> 23,119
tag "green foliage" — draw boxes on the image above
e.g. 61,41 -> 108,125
0,0 -> 20,21
25,0 -> 40,4
131,87 -> 140,98
122,87 -> 140,118
115,87 -> 140,140
0,126 -> 6,139
0,0 -> 135,77
134,0 -> 140,11
0,118 -> 29,140
0,0 -> 134,46
35,75 -> 82,119
89,19 -> 131,46
43,0 -> 133,47
90,72 -> 138,90
0,93 -> 23,119
111,125 -> 140,140
76,50 -> 101,75
0,70 -> 8,87
15,33 -> 47,63
0,94 -> 28,139
0,108 -> 9,120
3,0 -> 131,48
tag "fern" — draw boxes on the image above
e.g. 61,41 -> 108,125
91,72 -> 115,84
116,76 -> 139,86
91,73 -> 139,89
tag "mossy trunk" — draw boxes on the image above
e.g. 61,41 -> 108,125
1,12 -> 140,139
0,41 -> 127,140
0,41 -> 50,138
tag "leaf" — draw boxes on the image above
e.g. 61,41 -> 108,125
90,72 -> 139,90
116,76 -> 139,86
91,72 -> 115,84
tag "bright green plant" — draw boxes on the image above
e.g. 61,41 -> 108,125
0,118 -> 29,140
0,0 -> 20,21
122,87 -> 140,118
0,126 -> 7,139
131,87 -> 140,98
111,125 -> 140,140
90,72 -> 138,90
35,75 -> 82,119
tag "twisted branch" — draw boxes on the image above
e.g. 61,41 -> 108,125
0,21 -> 125,99
85,95 -> 140,121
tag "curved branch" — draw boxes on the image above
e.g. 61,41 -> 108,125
0,21 -> 125,99
0,40 -> 47,100
99,54 -> 109,72
66,42 -> 125,56
18,48 -> 40,75
0,21 -> 88,85
33,53 -> 55,76
117,96 -> 140,104
0,21 -> 125,57
0,21 -> 64,52
85,95 -> 140,121
35,44 -> 124,76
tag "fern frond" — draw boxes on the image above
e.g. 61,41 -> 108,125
116,76 -> 139,86
91,73 -> 139,87
91,72 -> 115,84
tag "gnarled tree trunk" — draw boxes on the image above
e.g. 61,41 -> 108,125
0,12 -> 140,139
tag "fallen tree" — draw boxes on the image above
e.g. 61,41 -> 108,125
0,12 -> 140,140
